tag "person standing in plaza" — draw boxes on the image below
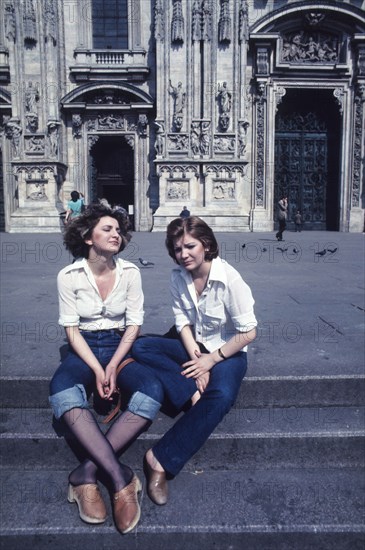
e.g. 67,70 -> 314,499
49,203 -> 197,533
294,209 -> 302,232
132,216 -> 257,505
276,196 -> 288,241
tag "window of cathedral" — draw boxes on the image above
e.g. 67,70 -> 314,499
92,0 -> 128,49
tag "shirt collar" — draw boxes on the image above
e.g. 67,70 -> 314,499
63,256 -> 125,275
176,256 -> 227,286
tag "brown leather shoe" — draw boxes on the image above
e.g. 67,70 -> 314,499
68,483 -> 107,524
112,474 -> 142,534
144,454 -> 168,505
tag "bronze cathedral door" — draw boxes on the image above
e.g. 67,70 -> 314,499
274,89 -> 340,231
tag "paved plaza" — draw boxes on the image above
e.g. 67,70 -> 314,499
0,229 -> 364,380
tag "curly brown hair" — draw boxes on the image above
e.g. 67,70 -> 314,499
64,203 -> 131,258
165,216 -> 219,263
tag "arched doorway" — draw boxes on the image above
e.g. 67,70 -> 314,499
90,135 -> 134,218
274,89 -> 341,230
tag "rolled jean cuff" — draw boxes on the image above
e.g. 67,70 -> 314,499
49,384 -> 89,419
127,391 -> 161,421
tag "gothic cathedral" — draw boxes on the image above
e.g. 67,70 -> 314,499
0,1 -> 364,232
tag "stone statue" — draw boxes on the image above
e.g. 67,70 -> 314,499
47,121 -> 60,157
154,121 -> 165,156
169,80 -> 186,131
25,81 -> 39,113
6,118 -> 22,158
217,82 -> 232,131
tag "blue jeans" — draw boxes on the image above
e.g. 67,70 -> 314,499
132,336 -> 247,476
49,330 -> 167,420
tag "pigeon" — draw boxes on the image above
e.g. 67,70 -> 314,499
139,257 -> 155,267
241,244 -> 246,249
327,247 -> 338,254
293,248 -> 299,254
262,247 -> 267,252
315,249 -> 327,256
277,246 -> 288,253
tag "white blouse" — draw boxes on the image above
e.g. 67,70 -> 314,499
57,257 -> 144,331
170,257 -> 257,352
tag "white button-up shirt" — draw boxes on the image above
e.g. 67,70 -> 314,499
57,257 -> 144,330
170,257 -> 257,352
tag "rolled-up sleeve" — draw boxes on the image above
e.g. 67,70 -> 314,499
170,271 -> 194,333
227,274 -> 257,332
57,270 -> 80,327
125,268 -> 144,326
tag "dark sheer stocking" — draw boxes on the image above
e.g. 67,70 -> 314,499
63,408 -> 135,492
67,410 -> 149,487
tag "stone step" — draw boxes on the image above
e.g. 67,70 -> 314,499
1,406 -> 364,471
0,468 -> 364,550
1,374 -> 364,409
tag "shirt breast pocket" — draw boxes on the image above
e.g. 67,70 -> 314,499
203,305 -> 225,334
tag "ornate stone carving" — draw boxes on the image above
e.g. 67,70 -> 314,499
305,13 -> 326,27
23,0 -> 37,43
5,2 -> 16,42
216,82 -> 232,131
154,0 -> 165,41
254,86 -> 266,206
27,181 -> 47,201
25,113 -> 39,133
138,114 -> 148,136
192,0 -> 202,41
169,80 -> 186,131
5,118 -> 22,158
213,135 -> 235,153
154,121 -> 165,156
124,135 -> 135,149
168,134 -> 189,151
88,135 -> 100,151
281,32 -> 338,64
190,121 -> 211,156
238,121 -> 249,156
171,0 -> 184,43
356,45 -> 365,77
25,134 -> 45,154
166,179 -> 189,200
47,120 -> 60,157
212,179 -> 235,200
275,86 -> 286,113
239,0 -> 248,43
72,114 -> 82,138
205,164 -> 246,177
25,81 -> 40,114
218,0 -> 231,43
352,86 -> 364,207
44,0 -> 57,44
202,0 -> 213,41
157,164 -> 199,177
333,88 -> 344,115
256,47 -> 269,75
98,113 -> 125,129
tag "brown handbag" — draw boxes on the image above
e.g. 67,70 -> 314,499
102,357 -> 135,424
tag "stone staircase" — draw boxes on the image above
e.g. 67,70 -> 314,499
1,374 -> 364,550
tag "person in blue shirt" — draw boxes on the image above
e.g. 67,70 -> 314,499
65,190 -> 84,224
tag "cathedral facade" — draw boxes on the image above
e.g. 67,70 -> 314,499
0,0 -> 364,232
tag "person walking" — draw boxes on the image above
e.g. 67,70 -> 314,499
276,196 -> 288,241
132,216 -> 257,505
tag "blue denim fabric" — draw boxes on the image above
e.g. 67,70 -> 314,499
132,336 -> 198,410
49,330 -> 163,420
133,336 -> 247,476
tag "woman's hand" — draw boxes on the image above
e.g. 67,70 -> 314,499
103,363 -> 118,400
181,353 -> 216,379
95,368 -> 108,400
195,371 -> 210,393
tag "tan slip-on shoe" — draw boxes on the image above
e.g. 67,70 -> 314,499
112,474 -> 142,534
68,483 -> 107,524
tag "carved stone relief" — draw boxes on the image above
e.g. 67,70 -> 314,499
166,179 -> 189,200
138,114 -> 148,136
352,85 -> 365,207
154,121 -> 165,156
190,121 -> 211,156
25,134 -> 45,154
281,32 -> 338,64
254,85 -> 266,206
213,135 -> 235,153
5,118 -> 22,158
44,0 -> 57,44
168,134 -> 189,151
171,0 -> 184,43
212,179 -> 235,200
238,0 -> 248,43
154,0 -> 165,41
26,113 -> 39,133
23,0 -> 37,44
218,0 -> 231,44
72,114 -> 82,138
333,88 -> 344,115
5,2 -> 16,42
